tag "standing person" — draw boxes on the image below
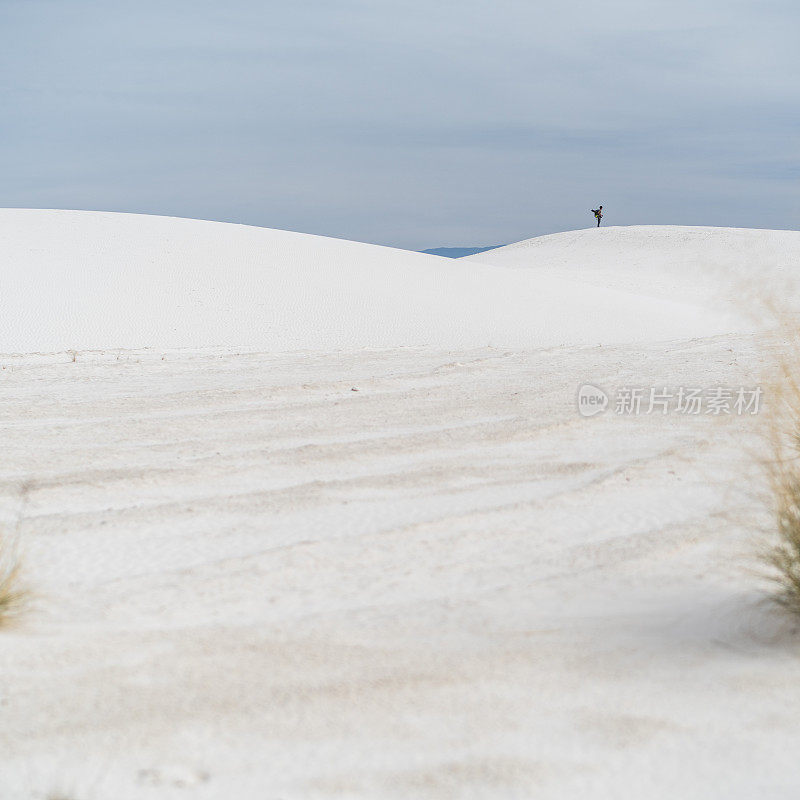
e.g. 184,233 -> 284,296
591,206 -> 603,227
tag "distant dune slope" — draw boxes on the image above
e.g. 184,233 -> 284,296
466,225 -> 800,312
2,211 -> 742,354
421,246 -> 501,258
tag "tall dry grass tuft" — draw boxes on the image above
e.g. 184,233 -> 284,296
0,532 -> 27,627
760,303 -> 800,614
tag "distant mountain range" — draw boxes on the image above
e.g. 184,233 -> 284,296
421,246 -> 502,258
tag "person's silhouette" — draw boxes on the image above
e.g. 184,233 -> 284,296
591,206 -> 603,227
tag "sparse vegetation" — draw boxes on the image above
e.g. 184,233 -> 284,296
0,533 -> 27,627
766,464 -> 800,612
761,311 -> 800,614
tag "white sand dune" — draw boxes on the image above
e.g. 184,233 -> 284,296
1,211 -> 739,354
1,213 -> 798,799
468,224 -> 800,311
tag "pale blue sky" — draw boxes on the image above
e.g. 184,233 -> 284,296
1,0 -> 798,248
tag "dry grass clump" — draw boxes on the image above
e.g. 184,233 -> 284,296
766,457 -> 800,612
761,308 -> 800,614
0,532 -> 27,627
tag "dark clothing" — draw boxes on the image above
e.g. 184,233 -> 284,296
592,208 -> 603,227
